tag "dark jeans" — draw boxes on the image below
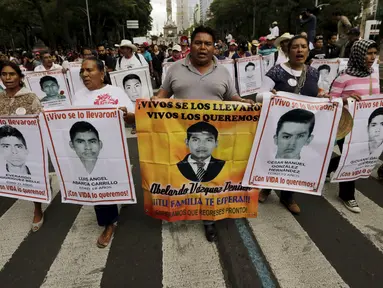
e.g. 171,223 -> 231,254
153,70 -> 162,88
94,205 -> 119,227
327,139 -> 355,201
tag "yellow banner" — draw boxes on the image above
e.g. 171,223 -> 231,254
136,99 -> 260,221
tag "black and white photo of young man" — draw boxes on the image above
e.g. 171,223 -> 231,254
0,125 -> 30,175
69,121 -> 103,175
274,109 -> 315,160
39,75 -> 66,103
177,121 -> 225,182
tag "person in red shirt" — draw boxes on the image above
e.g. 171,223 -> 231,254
180,36 -> 190,58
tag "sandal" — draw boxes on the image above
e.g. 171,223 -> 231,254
31,214 -> 44,232
97,224 -> 116,248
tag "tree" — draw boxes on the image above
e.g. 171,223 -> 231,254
0,0 -> 153,50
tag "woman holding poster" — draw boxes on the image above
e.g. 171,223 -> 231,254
256,35 -> 320,215
73,56 -> 135,248
327,39 -> 379,213
0,61 -> 44,232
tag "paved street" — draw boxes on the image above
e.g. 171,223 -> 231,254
0,132 -> 383,288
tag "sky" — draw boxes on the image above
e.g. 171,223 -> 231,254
150,0 -> 176,35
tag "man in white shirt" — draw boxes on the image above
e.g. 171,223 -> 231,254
225,30 -> 233,44
34,52 -> 63,71
115,39 -> 148,70
270,21 -> 280,38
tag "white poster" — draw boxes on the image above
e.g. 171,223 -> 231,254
236,55 -> 263,97
110,67 -> 153,102
262,53 -> 275,73
162,62 -> 174,83
339,58 -> 348,73
243,92 -> 343,195
332,95 -> 383,182
218,59 -> 235,82
0,116 -> 51,203
311,59 -> 340,93
26,70 -> 71,108
40,107 -> 136,205
67,62 -> 86,95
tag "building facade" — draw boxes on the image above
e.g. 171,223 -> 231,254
176,0 -> 189,32
199,0 -> 213,24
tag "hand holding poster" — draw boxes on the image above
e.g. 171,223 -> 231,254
26,70 -> 71,108
332,95 -> 383,182
311,59 -> 340,93
237,55 -> 263,97
136,99 -> 261,221
40,107 -> 136,205
243,92 -> 343,195
109,67 -> 153,102
0,116 -> 51,203
218,59 -> 235,82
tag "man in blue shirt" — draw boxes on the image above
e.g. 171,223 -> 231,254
141,42 -> 153,75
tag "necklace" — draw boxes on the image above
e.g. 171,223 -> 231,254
287,62 -> 306,94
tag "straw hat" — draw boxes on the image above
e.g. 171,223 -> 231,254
115,40 -> 137,52
336,107 -> 354,140
251,40 -> 260,47
274,33 -> 294,48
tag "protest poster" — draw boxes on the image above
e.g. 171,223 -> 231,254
110,66 -> 153,102
262,53 -> 275,73
0,116 -> 51,203
136,99 -> 261,222
26,70 -> 71,108
236,55 -> 263,97
162,62 -> 174,82
243,92 -> 343,195
40,107 -> 136,205
339,58 -> 348,73
311,59 -> 340,93
332,95 -> 383,182
67,62 -> 86,95
218,59 -> 235,82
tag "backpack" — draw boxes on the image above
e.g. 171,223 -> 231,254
118,53 -> 142,69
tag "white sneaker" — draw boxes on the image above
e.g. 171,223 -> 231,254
342,199 -> 361,213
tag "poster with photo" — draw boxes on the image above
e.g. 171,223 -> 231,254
311,59 -> 340,93
237,55 -> 263,97
136,99 -> 261,222
110,66 -> 153,102
243,92 -> 343,195
40,107 -> 136,205
0,116 -> 51,203
332,95 -> 383,182
262,53 -> 275,74
67,62 -> 86,96
218,59 -> 235,82
162,62 -> 174,82
339,58 -> 348,73
26,70 -> 71,108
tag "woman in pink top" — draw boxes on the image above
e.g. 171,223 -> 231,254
328,39 -> 379,213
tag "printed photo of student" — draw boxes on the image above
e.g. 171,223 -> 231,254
177,121 -> 225,182
274,109 -> 315,160
317,64 -> 331,92
243,62 -> 259,90
122,74 -> 142,102
39,75 -> 66,103
0,125 -> 30,175
69,121 -> 103,175
367,107 -> 383,156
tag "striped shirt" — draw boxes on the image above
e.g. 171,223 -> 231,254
329,73 -> 380,98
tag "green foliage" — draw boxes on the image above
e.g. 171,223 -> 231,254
0,0 -> 152,50
208,0 -> 361,40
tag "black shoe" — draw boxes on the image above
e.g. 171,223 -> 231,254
204,224 -> 217,242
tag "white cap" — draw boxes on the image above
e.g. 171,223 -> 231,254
172,44 -> 182,52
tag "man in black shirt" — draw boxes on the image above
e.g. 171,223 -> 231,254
325,33 -> 340,59
306,35 -> 325,64
341,28 -> 360,58
97,44 -> 117,72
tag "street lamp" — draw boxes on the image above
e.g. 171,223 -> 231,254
85,0 -> 92,46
